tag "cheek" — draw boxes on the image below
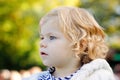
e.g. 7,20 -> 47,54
48,38 -> 73,55
49,41 -> 72,57
49,41 -> 69,51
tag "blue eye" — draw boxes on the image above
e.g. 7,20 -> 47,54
49,36 -> 56,40
40,36 -> 44,40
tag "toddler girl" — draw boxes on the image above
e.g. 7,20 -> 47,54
24,6 -> 115,80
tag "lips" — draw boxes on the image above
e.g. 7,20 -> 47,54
41,52 -> 48,55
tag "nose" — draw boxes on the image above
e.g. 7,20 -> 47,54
40,40 -> 47,48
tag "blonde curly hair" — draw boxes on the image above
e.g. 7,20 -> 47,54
40,6 -> 109,65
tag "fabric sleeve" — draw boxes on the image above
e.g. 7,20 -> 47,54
87,69 -> 116,80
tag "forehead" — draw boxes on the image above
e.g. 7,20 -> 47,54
40,15 -> 59,27
40,16 -> 62,34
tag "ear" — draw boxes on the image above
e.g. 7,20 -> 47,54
80,39 -> 87,52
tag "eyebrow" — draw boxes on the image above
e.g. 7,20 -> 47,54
40,32 -> 56,36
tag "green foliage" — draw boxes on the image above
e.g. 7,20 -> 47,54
0,0 -> 44,70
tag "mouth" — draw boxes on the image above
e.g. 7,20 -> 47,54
41,52 -> 48,55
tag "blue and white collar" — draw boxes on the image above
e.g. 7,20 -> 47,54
38,67 -> 80,80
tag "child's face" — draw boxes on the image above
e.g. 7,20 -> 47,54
40,17 -> 76,67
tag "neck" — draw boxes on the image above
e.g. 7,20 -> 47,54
53,64 -> 80,78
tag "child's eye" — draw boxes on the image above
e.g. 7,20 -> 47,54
49,36 -> 56,40
40,36 -> 44,40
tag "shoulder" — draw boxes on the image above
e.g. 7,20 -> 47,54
87,69 -> 116,80
22,71 -> 49,80
85,59 -> 116,80
71,59 -> 116,80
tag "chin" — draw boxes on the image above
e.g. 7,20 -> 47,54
42,61 -> 53,67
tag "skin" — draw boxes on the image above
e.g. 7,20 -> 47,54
40,16 -> 80,78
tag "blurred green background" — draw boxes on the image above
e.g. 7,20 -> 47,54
0,0 -> 120,70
